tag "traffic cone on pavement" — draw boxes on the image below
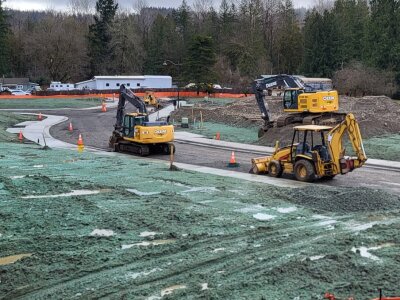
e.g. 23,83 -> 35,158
68,122 -> 73,132
18,130 -> 23,142
227,151 -> 239,168
101,102 -> 107,112
77,134 -> 84,152
38,112 -> 43,120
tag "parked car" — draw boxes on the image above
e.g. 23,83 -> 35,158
9,89 -> 31,95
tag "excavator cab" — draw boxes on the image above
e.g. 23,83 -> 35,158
122,114 -> 146,137
283,89 -> 304,109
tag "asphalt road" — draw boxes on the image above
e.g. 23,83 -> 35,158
37,106 -> 400,196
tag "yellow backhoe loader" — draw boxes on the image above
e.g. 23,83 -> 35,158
251,113 -> 367,182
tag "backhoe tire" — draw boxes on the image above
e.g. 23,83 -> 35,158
294,159 -> 316,182
268,160 -> 282,178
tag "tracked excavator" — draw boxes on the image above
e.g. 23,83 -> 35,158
253,75 -> 345,137
251,113 -> 367,182
109,85 -> 174,156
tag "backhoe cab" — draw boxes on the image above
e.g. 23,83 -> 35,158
251,113 -> 367,182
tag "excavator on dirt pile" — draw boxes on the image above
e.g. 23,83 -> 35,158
109,85 -> 174,156
251,113 -> 367,182
253,74 -> 345,137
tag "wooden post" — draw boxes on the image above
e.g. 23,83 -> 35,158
200,111 -> 203,128
169,144 -> 175,170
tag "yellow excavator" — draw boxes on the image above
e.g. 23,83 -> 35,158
251,113 -> 367,182
109,85 -> 174,156
143,91 -> 160,109
253,75 -> 345,137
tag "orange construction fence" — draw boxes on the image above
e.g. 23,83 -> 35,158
0,91 -> 251,100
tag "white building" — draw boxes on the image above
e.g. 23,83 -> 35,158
48,81 -> 75,91
75,76 -> 172,90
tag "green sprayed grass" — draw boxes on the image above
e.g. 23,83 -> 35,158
363,134 -> 400,161
0,112 -> 36,142
176,121 -> 259,144
0,97 -> 102,109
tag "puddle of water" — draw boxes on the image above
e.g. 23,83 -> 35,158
180,187 -> 218,194
351,246 -> 381,261
90,229 -> 115,237
312,214 -> 331,220
21,190 -> 100,199
10,175 -> 25,179
212,248 -> 225,253
317,219 -> 337,228
253,213 -> 276,221
33,165 -> 44,168
235,204 -> 266,213
201,283 -> 208,290
127,189 -> 160,196
0,253 -> 32,266
275,207 -> 297,213
140,231 -> 159,237
122,239 -> 175,249
161,284 -> 187,296
126,268 -> 162,280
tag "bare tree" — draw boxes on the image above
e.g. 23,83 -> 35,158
68,0 -> 95,15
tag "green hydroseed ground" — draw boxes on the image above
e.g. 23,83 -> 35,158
0,97 -> 102,109
0,142 -> 399,299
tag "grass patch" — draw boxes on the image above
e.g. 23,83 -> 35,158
176,121 -> 259,144
0,97 -> 102,109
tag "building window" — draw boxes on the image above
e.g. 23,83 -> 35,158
116,83 -> 120,87
127,83 -> 130,87
137,83 -> 140,87
106,83 -> 110,87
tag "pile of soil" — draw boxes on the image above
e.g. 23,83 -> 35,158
171,95 -> 400,146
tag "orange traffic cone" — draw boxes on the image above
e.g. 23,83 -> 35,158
18,130 -> 23,142
101,102 -> 107,112
38,112 -> 43,120
215,132 -> 220,140
77,133 -> 84,152
68,122 -> 73,132
227,151 -> 239,167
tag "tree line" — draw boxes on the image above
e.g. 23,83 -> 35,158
0,0 -> 399,95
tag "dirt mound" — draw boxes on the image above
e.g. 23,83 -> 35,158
282,186 -> 400,213
172,95 -> 400,147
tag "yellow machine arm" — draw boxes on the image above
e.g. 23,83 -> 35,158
326,113 -> 367,174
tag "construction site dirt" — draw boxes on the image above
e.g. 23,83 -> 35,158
1,95 -> 400,298
172,95 -> 400,148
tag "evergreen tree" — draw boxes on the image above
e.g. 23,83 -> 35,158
367,0 -> 400,70
274,0 -> 303,73
87,0 -> 118,76
0,0 -> 11,76
333,0 -> 369,66
185,35 -> 216,89
303,9 -> 340,77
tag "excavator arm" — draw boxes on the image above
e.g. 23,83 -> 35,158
114,84 -> 148,131
326,113 -> 367,174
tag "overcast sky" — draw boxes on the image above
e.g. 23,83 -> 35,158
4,0 -> 316,12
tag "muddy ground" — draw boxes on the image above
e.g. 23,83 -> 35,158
1,142 -> 400,299
172,95 -> 400,147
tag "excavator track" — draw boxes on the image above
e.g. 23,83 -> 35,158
110,134 -> 174,157
276,113 -> 306,127
302,112 -> 346,126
